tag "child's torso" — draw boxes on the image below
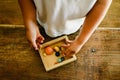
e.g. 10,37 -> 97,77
33,0 -> 97,37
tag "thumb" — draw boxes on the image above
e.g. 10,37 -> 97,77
61,44 -> 70,49
31,40 -> 38,50
65,38 -> 73,44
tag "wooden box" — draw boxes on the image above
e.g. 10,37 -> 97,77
38,36 -> 77,71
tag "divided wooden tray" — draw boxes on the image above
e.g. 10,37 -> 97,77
38,36 -> 77,71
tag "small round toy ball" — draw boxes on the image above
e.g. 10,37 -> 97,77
45,46 -> 54,55
43,53 -> 47,57
61,57 -> 65,61
55,52 -> 60,57
60,47 -> 65,51
54,46 -> 60,52
57,58 -> 62,63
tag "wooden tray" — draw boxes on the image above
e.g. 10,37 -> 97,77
38,36 -> 77,71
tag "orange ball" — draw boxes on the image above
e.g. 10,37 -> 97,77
45,46 -> 54,55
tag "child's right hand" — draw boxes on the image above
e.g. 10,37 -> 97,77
26,26 -> 44,50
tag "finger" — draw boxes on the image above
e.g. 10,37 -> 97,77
61,51 -> 67,57
27,40 -> 35,49
65,39 -> 73,44
36,39 -> 42,44
37,36 -> 44,43
36,42 -> 40,49
62,49 -> 75,58
61,44 -> 70,49
66,52 -> 74,57
36,39 -> 43,48
36,41 -> 43,48
65,52 -> 74,58
31,40 -> 38,50
62,51 -> 72,58
62,40 -> 73,49
40,36 -> 45,41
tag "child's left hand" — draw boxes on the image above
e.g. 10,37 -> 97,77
62,39 -> 82,58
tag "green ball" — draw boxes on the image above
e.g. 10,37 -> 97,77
57,58 -> 62,63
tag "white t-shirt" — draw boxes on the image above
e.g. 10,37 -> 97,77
33,0 -> 97,37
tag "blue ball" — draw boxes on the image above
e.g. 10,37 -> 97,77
55,52 -> 60,57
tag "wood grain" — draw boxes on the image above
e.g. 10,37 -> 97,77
39,36 -> 77,72
0,0 -> 120,28
0,26 -> 120,80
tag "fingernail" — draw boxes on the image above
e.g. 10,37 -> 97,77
34,47 -> 38,50
41,41 -> 43,43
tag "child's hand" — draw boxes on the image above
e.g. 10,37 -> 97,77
62,39 -> 81,58
26,27 -> 44,50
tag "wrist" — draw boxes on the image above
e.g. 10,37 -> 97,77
25,20 -> 38,31
74,37 -> 85,49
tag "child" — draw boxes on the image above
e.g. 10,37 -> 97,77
18,0 -> 112,57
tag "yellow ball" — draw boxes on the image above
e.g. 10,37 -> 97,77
54,46 -> 60,52
43,53 -> 47,57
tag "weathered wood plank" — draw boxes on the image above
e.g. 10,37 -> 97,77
0,27 -> 120,80
0,0 -> 120,28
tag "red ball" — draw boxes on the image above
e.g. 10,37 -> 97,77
45,46 -> 54,55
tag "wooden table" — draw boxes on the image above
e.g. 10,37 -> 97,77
0,0 -> 120,27
0,26 -> 120,80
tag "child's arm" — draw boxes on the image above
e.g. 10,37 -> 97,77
63,0 -> 112,57
18,0 -> 44,50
